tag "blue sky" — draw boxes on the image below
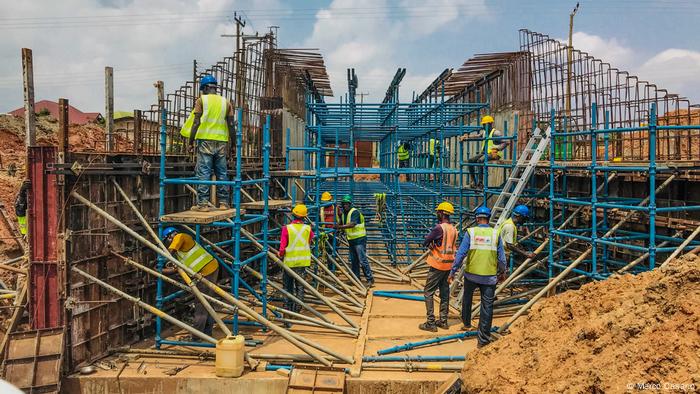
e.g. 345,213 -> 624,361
1,0 -> 699,113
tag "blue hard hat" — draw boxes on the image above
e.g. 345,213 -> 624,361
200,75 -> 217,90
475,206 -> 491,218
163,226 -> 178,238
513,205 -> 530,217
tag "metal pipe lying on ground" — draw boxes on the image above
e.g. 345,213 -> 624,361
324,242 -> 367,293
376,328 -> 499,355
360,362 -> 462,372
247,297 -> 358,336
363,355 -> 465,362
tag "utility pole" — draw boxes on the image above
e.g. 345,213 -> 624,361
105,66 -> 114,152
566,2 -> 579,123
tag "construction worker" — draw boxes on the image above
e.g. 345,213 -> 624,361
397,140 -> 411,182
335,195 -> 374,287
180,75 -> 236,212
278,204 -> 314,312
449,206 -> 506,348
14,180 -> 29,238
461,115 -> 510,188
419,202 -> 458,332
500,205 -> 535,260
162,226 -> 220,337
428,138 -> 440,168
320,192 -> 336,229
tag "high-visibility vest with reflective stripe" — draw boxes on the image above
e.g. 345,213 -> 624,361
498,218 -> 517,245
180,94 -> 229,142
465,226 -> 500,276
17,215 -> 27,235
284,223 -> 311,268
427,223 -> 458,271
429,139 -> 439,155
398,145 -> 409,160
344,208 -> 366,240
482,129 -> 503,159
175,242 -> 214,273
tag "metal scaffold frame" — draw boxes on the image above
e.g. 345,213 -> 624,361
156,109 -> 272,347
288,68 -> 532,266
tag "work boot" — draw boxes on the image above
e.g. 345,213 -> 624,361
218,203 -> 230,210
418,322 -> 438,332
367,280 -> 375,288
477,341 -> 489,349
460,324 -> 473,331
191,204 -> 211,212
436,320 -> 449,330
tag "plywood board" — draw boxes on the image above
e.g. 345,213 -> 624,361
240,200 -> 292,210
160,208 -> 238,224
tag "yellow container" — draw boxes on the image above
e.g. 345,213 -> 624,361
215,335 -> 245,377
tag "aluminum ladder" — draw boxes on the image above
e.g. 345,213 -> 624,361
490,126 -> 551,227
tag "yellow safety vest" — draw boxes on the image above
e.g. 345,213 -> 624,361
398,145 -> 409,161
482,129 -> 503,159
429,139 -> 439,155
175,242 -> 214,273
180,94 -> 229,142
465,226 -> 500,276
17,215 -> 27,235
498,218 -> 517,245
284,223 -> 312,268
344,208 -> 367,240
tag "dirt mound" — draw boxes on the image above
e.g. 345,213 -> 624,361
462,254 -> 700,393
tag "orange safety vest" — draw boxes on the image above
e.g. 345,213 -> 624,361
426,223 -> 458,271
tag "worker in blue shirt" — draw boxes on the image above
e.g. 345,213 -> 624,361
448,206 -> 506,348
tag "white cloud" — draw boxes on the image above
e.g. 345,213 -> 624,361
636,49 -> 700,100
0,0 -> 286,113
305,0 -> 488,102
558,32 -> 634,69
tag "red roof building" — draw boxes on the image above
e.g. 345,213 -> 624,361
8,100 -> 102,125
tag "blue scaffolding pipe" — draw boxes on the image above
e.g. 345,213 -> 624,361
376,328 -> 499,355
372,291 -> 424,301
363,355 -> 466,362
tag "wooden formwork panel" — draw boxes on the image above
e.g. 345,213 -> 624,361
287,364 -> 345,393
1,328 -> 64,393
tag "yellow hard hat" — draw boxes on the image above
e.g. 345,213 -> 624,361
292,204 -> 308,217
481,115 -> 494,125
436,201 -> 455,214
321,192 -> 332,201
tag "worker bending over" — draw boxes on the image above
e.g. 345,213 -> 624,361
419,202 -> 458,332
461,115 -> 509,188
335,195 -> 374,287
449,206 -> 506,348
180,75 -> 236,211
162,226 -> 220,337
278,204 -> 314,312
15,180 -> 30,238
500,205 -> 535,260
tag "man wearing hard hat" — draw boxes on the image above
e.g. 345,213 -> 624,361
419,201 -> 459,332
460,115 -> 509,188
278,204 -> 315,312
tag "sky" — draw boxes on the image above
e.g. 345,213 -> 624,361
1,0 -> 700,113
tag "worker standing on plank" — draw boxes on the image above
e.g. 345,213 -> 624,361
397,140 -> 411,182
419,202 -> 458,332
460,115 -> 510,189
278,204 -> 314,312
335,195 -> 375,287
14,180 -> 30,238
162,226 -> 220,337
180,75 -> 236,212
500,205 -> 535,260
449,206 -> 506,348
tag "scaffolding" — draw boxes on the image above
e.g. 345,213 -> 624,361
287,68 -> 530,266
155,109 -> 271,347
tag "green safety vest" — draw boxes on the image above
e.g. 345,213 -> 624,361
429,139 -> 440,155
344,208 -> 367,240
17,215 -> 27,235
482,129 -> 503,159
465,226 -> 500,276
284,223 -> 312,267
175,242 -> 214,273
398,145 -> 409,161
180,94 -> 229,142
